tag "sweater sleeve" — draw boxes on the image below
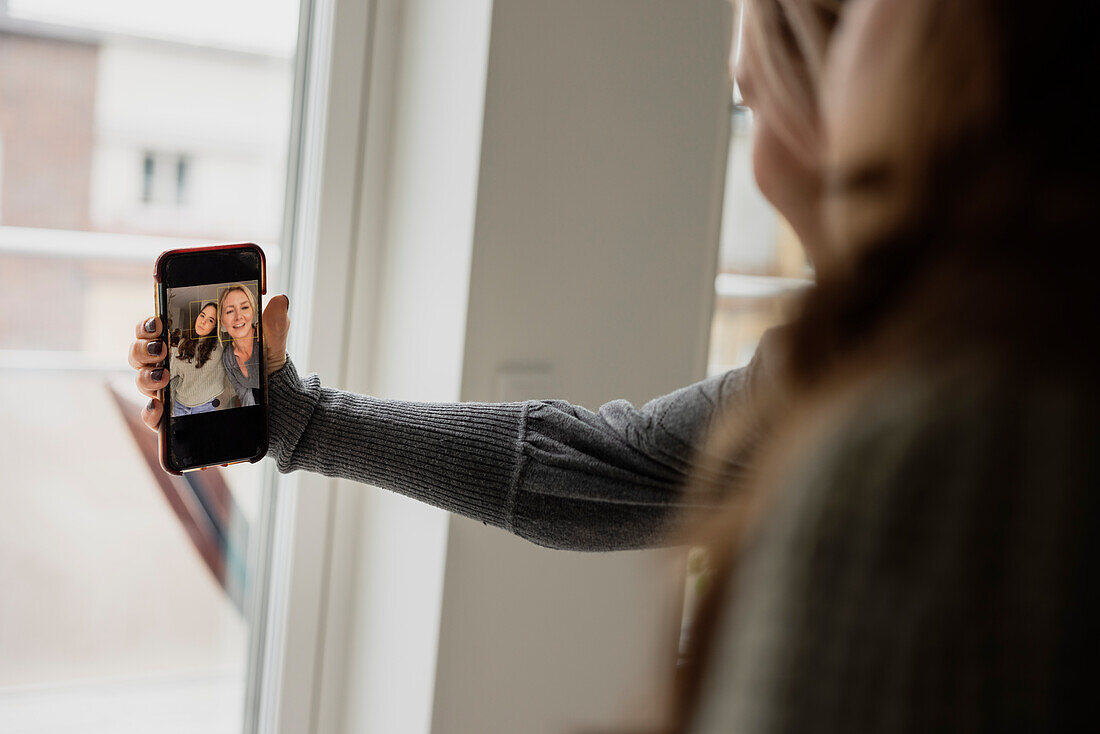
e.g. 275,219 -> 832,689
267,335 -> 779,551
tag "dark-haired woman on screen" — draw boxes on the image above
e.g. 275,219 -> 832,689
169,302 -> 226,416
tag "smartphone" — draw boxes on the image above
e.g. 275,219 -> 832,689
153,243 -> 268,474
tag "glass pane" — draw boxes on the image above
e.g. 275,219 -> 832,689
708,108 -> 810,376
0,2 -> 299,730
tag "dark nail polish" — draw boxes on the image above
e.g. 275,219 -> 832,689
146,399 -> 156,412
144,317 -> 157,333
151,368 -> 164,381
147,340 -> 163,356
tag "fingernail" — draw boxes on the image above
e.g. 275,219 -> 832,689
146,399 -> 156,412
144,317 -> 157,333
147,341 -> 163,356
151,368 -> 164,381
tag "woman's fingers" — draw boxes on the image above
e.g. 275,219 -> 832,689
133,315 -> 165,430
142,397 -> 164,432
263,294 -> 290,372
130,315 -> 165,369
135,316 -> 161,340
136,366 -> 170,399
129,336 -> 167,370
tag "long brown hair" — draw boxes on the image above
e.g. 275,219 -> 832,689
175,302 -> 219,368
672,0 -> 1100,730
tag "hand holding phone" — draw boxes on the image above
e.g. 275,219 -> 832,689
131,295 -> 290,432
145,244 -> 269,474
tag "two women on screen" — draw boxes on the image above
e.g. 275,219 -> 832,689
169,285 -> 259,415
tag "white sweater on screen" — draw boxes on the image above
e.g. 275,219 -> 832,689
170,339 -> 227,407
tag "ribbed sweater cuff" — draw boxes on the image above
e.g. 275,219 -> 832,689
267,357 -> 323,469
266,357 -> 527,532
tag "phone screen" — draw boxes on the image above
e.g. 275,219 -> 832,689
158,246 -> 267,472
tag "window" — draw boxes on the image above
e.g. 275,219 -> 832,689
176,155 -> 190,205
0,1 -> 301,730
142,151 -> 156,202
707,105 -> 811,376
140,152 -> 192,206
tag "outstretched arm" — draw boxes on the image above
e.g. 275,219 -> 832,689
130,296 -> 778,551
268,338 -> 777,551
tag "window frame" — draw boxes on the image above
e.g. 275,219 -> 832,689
247,0 -> 386,732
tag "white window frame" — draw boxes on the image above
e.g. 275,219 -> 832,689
249,1 -> 390,732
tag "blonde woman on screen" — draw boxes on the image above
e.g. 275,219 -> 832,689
219,284 -> 261,408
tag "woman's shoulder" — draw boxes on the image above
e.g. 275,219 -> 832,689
746,352 -> 1097,592
696,356 -> 1098,732
796,352 -> 1092,470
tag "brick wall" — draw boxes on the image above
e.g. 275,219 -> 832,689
0,31 -> 98,230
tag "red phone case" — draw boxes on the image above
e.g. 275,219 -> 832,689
153,243 -> 268,475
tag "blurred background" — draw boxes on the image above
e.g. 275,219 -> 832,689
0,1 -> 296,731
0,1 -> 808,732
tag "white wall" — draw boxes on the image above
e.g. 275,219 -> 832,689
319,1 -> 734,732
432,2 -> 732,732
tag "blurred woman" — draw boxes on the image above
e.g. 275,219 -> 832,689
676,0 -> 1100,730
219,284 -> 261,407
169,302 -> 226,417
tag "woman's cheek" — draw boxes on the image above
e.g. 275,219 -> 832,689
753,117 -> 819,220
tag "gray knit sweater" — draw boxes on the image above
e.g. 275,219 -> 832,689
690,358 -> 1098,733
267,337 -> 779,551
